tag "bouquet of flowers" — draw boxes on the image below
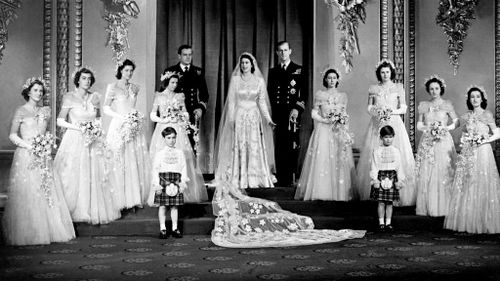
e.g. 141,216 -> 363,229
78,120 -> 104,146
460,131 -> 488,149
374,106 -> 392,124
164,99 -> 189,125
28,132 -> 57,207
429,121 -> 448,142
120,109 -> 144,145
327,110 -> 349,126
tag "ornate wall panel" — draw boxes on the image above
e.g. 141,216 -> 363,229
380,0 -> 389,60
393,0 -> 404,83
407,0 -> 416,151
496,0 -> 500,156
43,0 -> 52,107
74,0 -> 82,68
56,0 -> 69,137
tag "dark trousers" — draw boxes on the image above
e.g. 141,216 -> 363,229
274,118 -> 298,186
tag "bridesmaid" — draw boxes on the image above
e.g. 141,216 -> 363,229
444,86 -> 500,233
295,68 -> 355,201
149,72 -> 207,203
104,59 -> 151,210
2,78 -> 75,245
54,67 -> 121,224
355,59 -> 416,206
415,76 -> 458,217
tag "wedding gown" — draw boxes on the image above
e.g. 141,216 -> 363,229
2,106 -> 75,245
211,53 -> 365,248
415,100 -> 457,216
54,92 -> 121,224
295,90 -> 355,201
149,90 -> 207,203
444,110 -> 500,233
355,83 -> 416,206
104,82 -> 151,209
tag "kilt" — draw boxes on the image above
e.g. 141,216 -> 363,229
370,170 -> 399,202
154,172 -> 184,206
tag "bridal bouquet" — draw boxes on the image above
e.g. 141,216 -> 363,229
28,132 -> 57,207
120,110 -> 144,144
429,121 -> 448,142
375,106 -> 392,124
164,99 -> 189,125
78,120 -> 103,146
460,131 -> 488,148
327,110 -> 349,126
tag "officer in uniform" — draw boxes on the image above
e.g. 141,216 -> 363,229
267,41 -> 306,186
163,44 -> 209,155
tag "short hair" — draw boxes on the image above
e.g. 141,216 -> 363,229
177,44 -> 192,55
161,126 -> 177,138
375,61 -> 396,83
322,69 -> 340,88
239,54 -> 255,74
73,68 -> 96,87
466,87 -> 488,110
379,125 -> 395,138
275,40 -> 290,51
425,77 -> 445,96
159,73 -> 180,92
116,59 -> 136,79
21,79 -> 46,101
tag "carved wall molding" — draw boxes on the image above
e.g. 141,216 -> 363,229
496,0 -> 500,156
75,0 -> 82,68
380,0 -> 389,60
407,0 -> 416,151
0,0 -> 21,65
43,0 -> 52,107
57,0 -> 69,138
393,0 -> 404,83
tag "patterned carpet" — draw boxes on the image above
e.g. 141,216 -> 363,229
1,230 -> 499,281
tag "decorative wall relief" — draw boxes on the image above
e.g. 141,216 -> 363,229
43,0 -> 52,107
496,0 -> 500,157
436,0 -> 478,75
0,0 -> 21,65
102,0 -> 140,63
324,0 -> 367,73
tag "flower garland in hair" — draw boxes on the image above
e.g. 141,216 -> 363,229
436,0 -> 478,75
103,0 -> 141,63
22,77 -> 48,91
324,0 -> 367,73
465,84 -> 487,100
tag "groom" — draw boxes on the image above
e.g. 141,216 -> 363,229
267,41 -> 306,186
163,44 -> 209,154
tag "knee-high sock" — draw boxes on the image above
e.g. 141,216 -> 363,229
170,207 -> 178,230
159,206 -> 166,230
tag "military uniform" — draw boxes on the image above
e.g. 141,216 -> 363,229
164,63 -> 209,153
267,61 -> 306,186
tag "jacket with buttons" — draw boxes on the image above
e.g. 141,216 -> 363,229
267,61 -> 305,119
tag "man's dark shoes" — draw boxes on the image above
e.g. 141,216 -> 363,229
171,229 -> 182,238
378,224 -> 385,232
159,229 -> 168,239
385,225 -> 394,232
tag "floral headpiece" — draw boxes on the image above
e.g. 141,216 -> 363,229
320,65 -> 341,80
71,66 -> 95,80
116,59 -> 135,72
22,77 -> 48,90
465,85 -> 488,100
160,71 -> 180,82
375,59 -> 396,70
424,75 -> 446,89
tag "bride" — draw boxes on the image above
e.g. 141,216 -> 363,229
212,53 -> 365,248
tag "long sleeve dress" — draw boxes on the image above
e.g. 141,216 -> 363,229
2,106 -> 75,245
104,82 -> 151,209
356,83 -> 416,206
444,110 -> 500,233
295,90 -> 355,201
415,100 -> 457,216
149,90 -> 207,203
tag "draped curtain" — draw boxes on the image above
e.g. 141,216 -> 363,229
156,0 -> 313,174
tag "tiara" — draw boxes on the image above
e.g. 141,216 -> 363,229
375,59 -> 396,70
465,85 -> 488,100
160,71 -> 181,81
320,65 -> 341,80
424,75 -> 446,88
22,77 -> 48,90
71,66 -> 95,80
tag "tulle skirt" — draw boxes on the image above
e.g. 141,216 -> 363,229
54,130 -> 121,224
444,143 -> 500,233
149,122 -> 207,203
295,122 -> 355,201
106,117 -> 151,209
356,115 -> 416,205
415,133 -> 456,216
2,148 -> 75,245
